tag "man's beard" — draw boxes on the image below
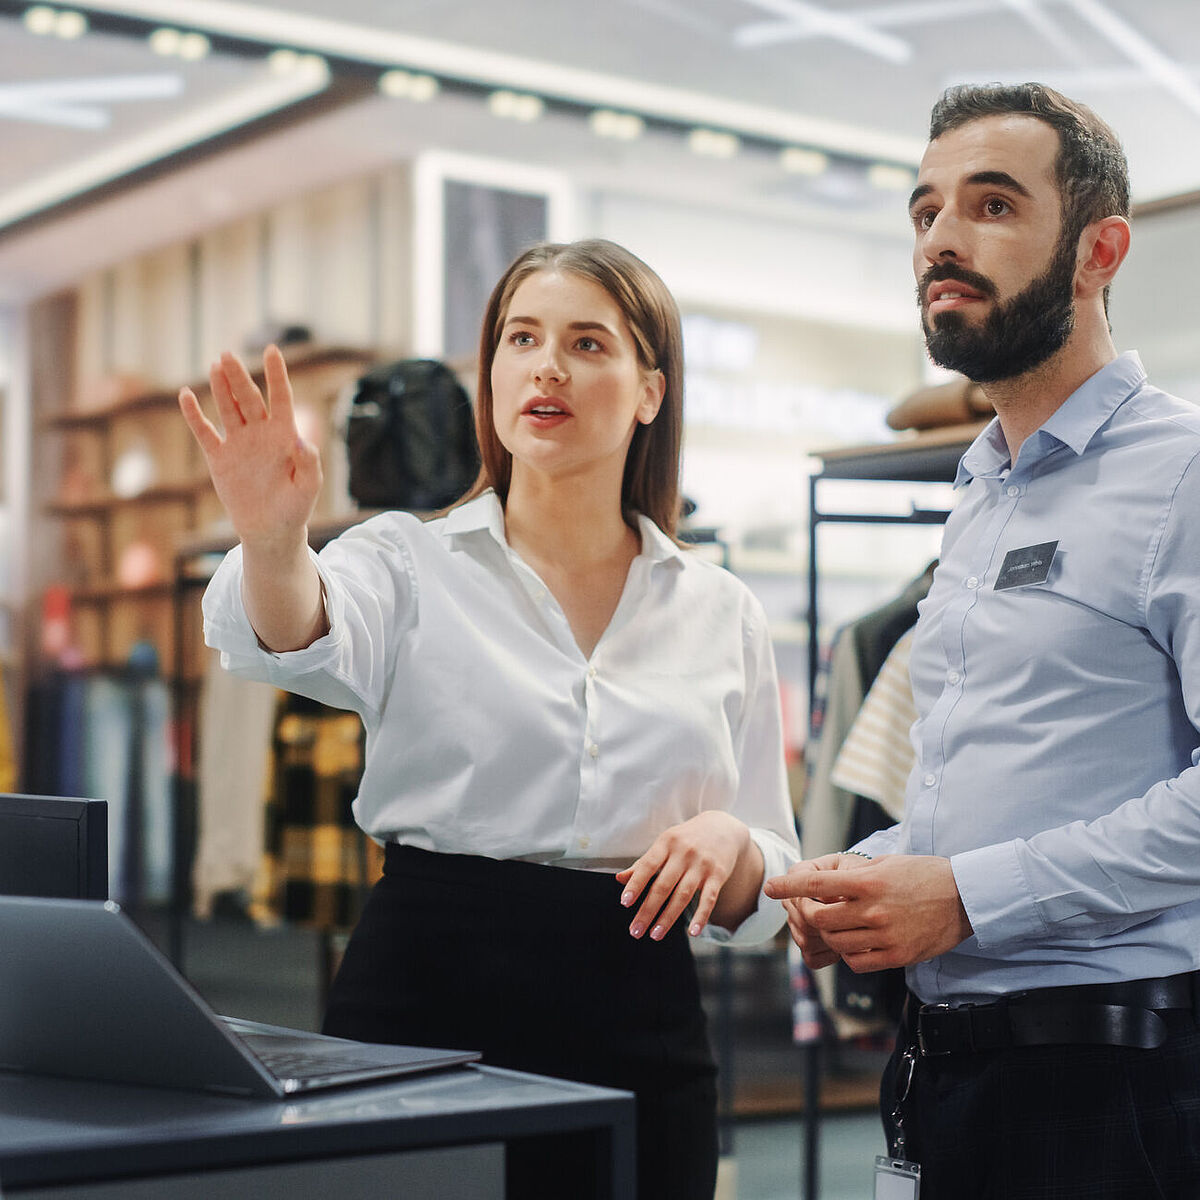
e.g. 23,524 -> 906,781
919,232 -> 1078,384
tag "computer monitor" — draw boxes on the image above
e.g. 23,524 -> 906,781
0,793 -> 108,900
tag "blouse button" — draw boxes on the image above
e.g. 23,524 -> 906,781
578,835 -> 591,850
588,743 -> 600,759
588,666 -> 597,679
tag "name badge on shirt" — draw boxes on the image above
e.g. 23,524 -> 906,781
993,540 -> 1059,591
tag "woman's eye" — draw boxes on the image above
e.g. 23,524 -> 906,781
509,331 -> 535,347
576,336 -> 601,352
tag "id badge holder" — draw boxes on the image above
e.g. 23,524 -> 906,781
874,1154 -> 921,1199
875,1044 -> 921,1197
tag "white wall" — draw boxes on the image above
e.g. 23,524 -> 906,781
1109,203 -> 1200,399
591,191 -> 918,334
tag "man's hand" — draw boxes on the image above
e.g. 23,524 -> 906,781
764,853 -> 872,970
765,854 -> 973,973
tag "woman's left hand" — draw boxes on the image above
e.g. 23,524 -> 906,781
615,811 -> 757,941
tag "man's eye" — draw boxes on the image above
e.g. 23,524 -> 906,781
985,197 -> 1010,217
914,209 -> 936,231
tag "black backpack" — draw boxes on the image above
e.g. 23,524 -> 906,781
344,358 -> 481,510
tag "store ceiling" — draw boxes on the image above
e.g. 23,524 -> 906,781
1,0 -> 1200,301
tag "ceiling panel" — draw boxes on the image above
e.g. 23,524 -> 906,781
2,0 -> 1200,299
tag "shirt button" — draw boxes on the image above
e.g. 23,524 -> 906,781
1006,485 -> 1020,498
587,666 -> 597,679
947,670 -> 961,685
966,576 -> 979,589
588,743 -> 599,759
578,836 -> 591,850
923,773 -> 937,787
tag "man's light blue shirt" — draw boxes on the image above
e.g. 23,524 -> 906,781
857,352 -> 1200,1002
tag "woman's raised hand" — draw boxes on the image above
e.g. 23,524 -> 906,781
178,345 -> 322,548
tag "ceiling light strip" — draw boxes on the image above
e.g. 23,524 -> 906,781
0,62 -> 329,229
68,0 -> 924,164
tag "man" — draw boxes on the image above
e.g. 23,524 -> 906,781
766,83 -> 1200,1199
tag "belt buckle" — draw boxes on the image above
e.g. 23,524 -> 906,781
917,1002 -> 955,1057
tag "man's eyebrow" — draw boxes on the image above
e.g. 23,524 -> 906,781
907,182 -> 933,213
908,169 -> 1034,215
966,169 -> 1033,198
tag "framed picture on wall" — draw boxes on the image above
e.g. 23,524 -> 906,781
412,151 -> 574,360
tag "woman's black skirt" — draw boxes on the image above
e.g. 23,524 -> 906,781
323,843 -> 718,1199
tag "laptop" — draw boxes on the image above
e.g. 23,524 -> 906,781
0,896 -> 480,1098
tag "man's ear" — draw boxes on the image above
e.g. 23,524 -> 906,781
1076,215 -> 1131,298
637,369 -> 666,425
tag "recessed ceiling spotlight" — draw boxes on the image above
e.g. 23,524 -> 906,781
267,47 -> 301,75
589,109 -> 644,141
53,9 -> 86,38
379,69 -> 439,102
148,27 -> 181,55
780,146 -> 829,176
868,163 -> 916,191
688,128 -> 739,159
488,90 -> 543,122
178,32 -> 211,61
23,6 -> 55,35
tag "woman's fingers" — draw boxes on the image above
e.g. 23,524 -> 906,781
262,344 -> 297,426
218,350 -> 269,422
177,386 -> 222,456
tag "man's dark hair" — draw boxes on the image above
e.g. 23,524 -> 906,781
930,83 -> 1131,242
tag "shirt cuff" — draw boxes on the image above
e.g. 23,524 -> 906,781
702,826 -> 796,947
951,840 -> 1046,950
201,543 -> 346,676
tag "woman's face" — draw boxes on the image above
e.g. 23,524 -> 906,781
490,268 -> 663,490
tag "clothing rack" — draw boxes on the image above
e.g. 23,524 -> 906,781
169,512 -> 383,967
800,422 -> 984,1200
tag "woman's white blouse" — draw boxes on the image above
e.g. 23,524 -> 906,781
202,491 -> 800,944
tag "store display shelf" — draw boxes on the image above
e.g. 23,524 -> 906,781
67,582 -> 176,604
45,482 -> 211,516
42,344 -> 375,431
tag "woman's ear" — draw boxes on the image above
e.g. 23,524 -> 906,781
1077,215 -> 1131,298
637,369 -> 666,425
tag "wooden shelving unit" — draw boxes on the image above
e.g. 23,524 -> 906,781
37,345 -> 376,676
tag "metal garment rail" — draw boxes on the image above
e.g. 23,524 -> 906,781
800,428 -> 979,1200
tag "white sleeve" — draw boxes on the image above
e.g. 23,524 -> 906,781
703,591 -> 802,947
201,516 -> 419,721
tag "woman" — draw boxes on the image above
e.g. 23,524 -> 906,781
180,238 -> 799,1198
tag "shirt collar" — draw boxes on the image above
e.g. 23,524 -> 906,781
442,489 -> 685,565
954,351 -> 1147,486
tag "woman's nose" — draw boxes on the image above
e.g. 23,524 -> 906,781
533,348 -> 567,384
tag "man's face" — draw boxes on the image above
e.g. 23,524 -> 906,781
910,115 -> 1080,383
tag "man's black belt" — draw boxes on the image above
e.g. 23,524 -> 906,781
910,972 -> 1198,1057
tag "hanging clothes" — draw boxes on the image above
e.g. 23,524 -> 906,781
253,693 -> 383,931
0,662 -> 15,793
830,628 -> 917,824
191,648 -> 280,919
795,564 -> 934,1039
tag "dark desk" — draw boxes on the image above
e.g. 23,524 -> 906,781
0,1064 -> 634,1199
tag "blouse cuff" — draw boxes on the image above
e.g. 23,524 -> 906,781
701,826 -> 796,947
201,543 -> 346,677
